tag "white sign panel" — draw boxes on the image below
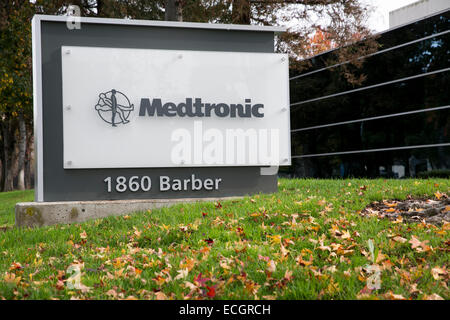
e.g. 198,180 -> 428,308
62,46 -> 290,169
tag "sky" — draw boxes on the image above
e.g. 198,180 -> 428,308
366,0 -> 422,32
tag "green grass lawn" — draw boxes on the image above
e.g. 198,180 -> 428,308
0,179 -> 448,300
0,189 -> 34,227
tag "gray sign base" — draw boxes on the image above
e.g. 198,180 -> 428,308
15,196 -> 241,228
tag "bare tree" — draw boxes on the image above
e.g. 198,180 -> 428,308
17,111 -> 26,190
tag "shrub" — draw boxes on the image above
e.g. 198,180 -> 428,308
417,169 -> 450,179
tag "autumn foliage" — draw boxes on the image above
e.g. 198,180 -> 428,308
305,28 -> 337,56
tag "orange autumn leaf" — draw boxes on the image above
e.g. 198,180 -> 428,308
385,292 -> 407,300
297,254 -> 313,266
200,246 -> 211,254
153,276 -> 166,286
409,235 -> 431,253
385,202 -> 397,207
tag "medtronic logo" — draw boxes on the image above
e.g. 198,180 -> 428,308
95,90 -> 264,126
139,98 -> 264,118
95,89 -> 134,126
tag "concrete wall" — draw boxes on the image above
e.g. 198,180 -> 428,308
389,0 -> 450,28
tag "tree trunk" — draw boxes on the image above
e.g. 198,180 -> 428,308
165,0 -> 183,21
17,112 -> 26,190
96,0 -> 104,16
0,117 -> 17,192
0,133 -> 4,192
232,0 -> 251,24
25,124 -> 34,189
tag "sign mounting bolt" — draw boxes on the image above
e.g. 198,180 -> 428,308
66,161 -> 72,166
65,105 -> 72,111
178,54 -> 183,59
65,49 -> 71,54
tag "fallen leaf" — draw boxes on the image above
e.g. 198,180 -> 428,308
280,245 -> 289,257
392,216 -> 403,224
194,273 -> 210,287
9,262 -> 23,271
55,280 -> 65,290
267,260 -> 276,273
392,236 -> 407,243
106,289 -> 118,298
385,202 -> 397,208
219,259 -> 231,270
357,285 -> 373,299
386,292 -> 406,300
409,235 -> 431,253
431,267 -> 446,280
297,254 -> 313,266
153,276 -> 166,286
133,228 -> 142,238
325,265 -> 337,273
341,230 -> 351,239
423,293 -> 444,300
206,285 -> 216,298
267,235 -> 281,245
284,270 -> 293,281
155,291 -> 167,300
317,243 -> 331,252
174,268 -> 189,280
376,251 -> 387,263
78,283 -> 92,293
199,246 -> 211,255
